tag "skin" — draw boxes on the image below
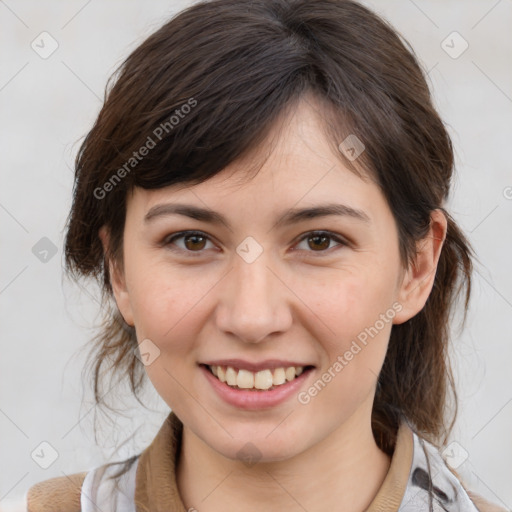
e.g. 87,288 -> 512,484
100,96 -> 447,511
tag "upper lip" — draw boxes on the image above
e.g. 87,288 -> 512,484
201,359 -> 314,372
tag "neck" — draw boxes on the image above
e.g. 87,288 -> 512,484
176,404 -> 392,511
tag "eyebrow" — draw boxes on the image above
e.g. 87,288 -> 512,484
144,202 -> 371,228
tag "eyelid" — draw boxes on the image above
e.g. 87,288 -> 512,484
163,229 -> 349,256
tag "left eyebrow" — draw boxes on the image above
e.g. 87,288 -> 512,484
143,202 -> 371,229
273,203 -> 371,228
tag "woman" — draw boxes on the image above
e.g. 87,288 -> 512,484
22,0 -> 507,510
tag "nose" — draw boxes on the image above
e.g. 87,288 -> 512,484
214,248 -> 293,344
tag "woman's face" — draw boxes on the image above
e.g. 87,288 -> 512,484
105,98 -> 427,462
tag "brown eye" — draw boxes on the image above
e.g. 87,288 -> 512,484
165,231 -> 214,254
183,234 -> 207,251
294,231 -> 347,255
307,234 -> 331,251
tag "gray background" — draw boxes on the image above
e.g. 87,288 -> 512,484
1,0 -> 511,509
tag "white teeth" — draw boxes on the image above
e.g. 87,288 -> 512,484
254,369 -> 273,390
225,366 -> 237,386
273,367 -> 286,385
208,365 -> 306,390
236,369 -> 254,389
285,367 -> 296,381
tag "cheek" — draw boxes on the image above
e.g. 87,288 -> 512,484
304,267 -> 395,342
126,259 -> 211,351
299,267 -> 395,398
128,264 -> 211,410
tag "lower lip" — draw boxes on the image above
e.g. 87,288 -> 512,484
200,365 -> 313,410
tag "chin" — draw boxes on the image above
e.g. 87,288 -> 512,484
202,424 -> 306,465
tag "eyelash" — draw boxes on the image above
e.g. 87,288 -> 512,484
163,230 -> 348,257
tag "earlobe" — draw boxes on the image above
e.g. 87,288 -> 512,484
393,210 -> 447,324
98,226 -> 135,327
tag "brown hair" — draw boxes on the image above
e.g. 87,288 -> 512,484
64,0 -> 472,465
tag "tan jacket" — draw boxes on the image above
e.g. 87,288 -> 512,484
19,411 -> 508,512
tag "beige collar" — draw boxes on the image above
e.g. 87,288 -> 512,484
134,411 -> 413,512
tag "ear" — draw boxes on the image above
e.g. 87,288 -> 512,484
98,225 -> 135,327
393,209 -> 447,324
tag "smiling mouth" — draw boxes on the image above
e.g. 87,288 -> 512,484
202,364 -> 314,391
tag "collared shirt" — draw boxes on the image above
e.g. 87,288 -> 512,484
18,411 -> 507,511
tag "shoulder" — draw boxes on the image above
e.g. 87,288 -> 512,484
465,490 -> 510,512
22,471 -> 87,512
405,425 -> 508,512
11,456 -> 140,512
